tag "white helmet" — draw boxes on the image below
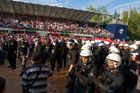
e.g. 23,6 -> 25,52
67,41 -> 74,48
123,44 -> 129,47
74,39 -> 79,44
129,44 -> 138,50
119,43 -> 123,47
110,47 -> 120,54
106,53 -> 122,68
86,40 -> 90,44
86,42 -> 92,47
111,42 -> 115,46
80,49 -> 93,57
131,52 -> 139,57
135,41 -> 140,45
109,46 -> 117,50
81,44 -> 91,50
98,43 -> 104,47
90,41 -> 96,45
105,42 -> 110,45
82,40 -> 86,45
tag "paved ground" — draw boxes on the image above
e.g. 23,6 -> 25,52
0,58 -> 68,93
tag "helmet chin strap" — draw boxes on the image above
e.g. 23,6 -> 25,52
114,63 -> 117,69
89,56 -> 93,62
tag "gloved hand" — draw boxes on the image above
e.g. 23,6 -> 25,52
66,72 -> 70,78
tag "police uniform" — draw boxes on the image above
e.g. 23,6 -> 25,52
50,41 -> 62,71
19,40 -> 29,75
8,38 -> 17,69
61,41 -> 68,67
39,43 -> 50,65
69,48 -> 80,66
123,51 -> 139,93
98,67 -> 124,93
0,45 -> 4,65
122,49 -> 130,66
74,61 -> 97,93
95,46 -> 108,71
65,43 -> 80,93
1,40 -> 8,64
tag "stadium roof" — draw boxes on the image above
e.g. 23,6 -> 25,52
0,0 -> 109,22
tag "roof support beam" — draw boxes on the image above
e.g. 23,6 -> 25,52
55,8 -> 64,18
1,0 -> 108,22
52,7 -> 58,18
80,12 -> 90,21
70,11 -> 80,20
18,2 -> 22,14
63,9 -> 70,19
68,10 -> 76,20
48,6 -> 52,17
42,6 -> 45,16
9,1 -> 15,13
25,3 -> 28,15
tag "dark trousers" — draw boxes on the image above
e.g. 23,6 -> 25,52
8,53 -> 16,68
61,56 -> 67,67
50,56 -> 61,71
20,55 -> 27,73
0,51 -> 4,65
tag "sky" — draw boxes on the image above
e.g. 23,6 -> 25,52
13,0 -> 140,14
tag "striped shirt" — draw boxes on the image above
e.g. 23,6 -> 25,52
22,63 -> 53,93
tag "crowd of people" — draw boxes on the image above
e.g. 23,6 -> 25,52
0,31 -> 140,93
0,14 -> 113,38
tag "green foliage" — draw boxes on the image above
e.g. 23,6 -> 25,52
86,5 -> 97,12
86,4 -> 140,40
123,8 -> 140,39
86,5 -> 109,23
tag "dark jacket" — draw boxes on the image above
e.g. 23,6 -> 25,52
74,61 -> 97,93
99,67 -> 124,93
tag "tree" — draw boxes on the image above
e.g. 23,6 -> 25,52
86,5 -> 109,23
97,6 -> 108,14
122,8 -> 140,39
86,5 -> 97,12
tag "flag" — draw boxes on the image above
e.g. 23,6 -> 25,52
128,7 -> 131,18
119,8 -> 123,20
114,10 -> 117,19
127,7 -> 131,24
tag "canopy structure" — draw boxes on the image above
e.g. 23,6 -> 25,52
0,0 -> 110,22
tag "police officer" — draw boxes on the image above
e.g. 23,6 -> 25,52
134,46 -> 140,93
123,44 -> 139,93
95,42 -> 108,71
40,38 -> 51,65
0,42 -> 4,65
50,39 -> 62,71
90,41 -> 97,53
61,39 -> 68,68
66,39 -> 80,76
33,37 -> 40,52
74,49 -> 97,93
7,35 -> 18,70
131,51 -> 140,93
95,53 -> 124,93
109,46 -> 120,54
18,38 -> 29,76
118,43 -> 124,57
65,39 -> 79,93
1,38 -> 8,65
122,44 -> 130,66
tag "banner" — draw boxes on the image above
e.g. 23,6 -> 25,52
106,24 -> 128,40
